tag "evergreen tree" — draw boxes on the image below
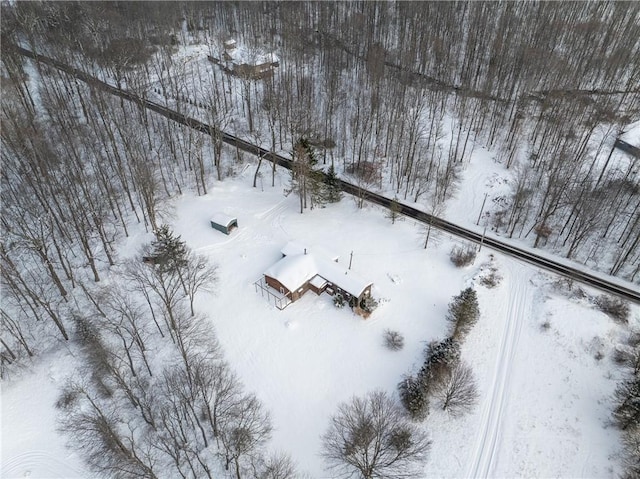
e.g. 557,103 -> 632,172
288,138 -> 320,213
423,338 -> 461,373
151,225 -> 188,273
399,337 -> 461,420
386,196 -> 402,224
308,169 -> 328,209
323,164 -> 342,203
447,287 -> 480,340
297,137 -> 317,166
614,376 -> 640,431
399,376 -> 430,420
420,337 -> 461,387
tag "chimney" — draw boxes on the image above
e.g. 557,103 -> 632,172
304,248 -> 307,255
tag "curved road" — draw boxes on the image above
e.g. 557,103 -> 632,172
11,44 -> 639,304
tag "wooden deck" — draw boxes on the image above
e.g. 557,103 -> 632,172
254,277 -> 293,310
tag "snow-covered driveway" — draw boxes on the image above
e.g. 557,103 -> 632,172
467,262 -> 532,478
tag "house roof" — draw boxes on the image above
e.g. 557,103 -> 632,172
210,214 -> 237,228
223,41 -> 279,66
264,252 -> 372,298
281,241 -> 339,262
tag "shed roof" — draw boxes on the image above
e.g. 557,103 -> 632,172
210,214 -> 237,228
264,252 -> 371,298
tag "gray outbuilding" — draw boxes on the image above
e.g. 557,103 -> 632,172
210,214 -> 238,235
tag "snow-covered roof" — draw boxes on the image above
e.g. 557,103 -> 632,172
281,241 -> 339,262
264,252 -> 371,298
621,119 -> 640,146
210,213 -> 237,227
309,274 -> 328,289
281,241 -> 307,257
223,42 -> 279,66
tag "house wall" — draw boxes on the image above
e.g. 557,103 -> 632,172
360,285 -> 372,300
264,276 -> 293,299
264,273 -> 372,307
293,282 -> 312,301
309,283 -> 326,295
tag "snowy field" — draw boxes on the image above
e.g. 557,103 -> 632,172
2,153 -> 638,478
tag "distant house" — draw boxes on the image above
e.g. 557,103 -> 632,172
208,38 -> 279,80
210,214 -> 238,235
257,242 -> 373,314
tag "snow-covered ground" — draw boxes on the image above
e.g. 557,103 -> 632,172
1,350 -> 90,478
3,154 -> 637,478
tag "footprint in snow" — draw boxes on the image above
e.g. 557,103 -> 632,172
387,273 -> 402,284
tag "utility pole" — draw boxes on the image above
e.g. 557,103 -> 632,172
349,251 -> 353,270
478,226 -> 487,252
476,193 -> 488,226
424,219 -> 432,249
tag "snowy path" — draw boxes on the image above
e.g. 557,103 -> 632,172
467,264 -> 532,478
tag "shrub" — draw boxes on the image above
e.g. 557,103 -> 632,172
56,388 -> 79,410
360,295 -> 379,313
384,330 -> 405,351
333,293 -> 345,308
480,268 -> 502,288
449,245 -> 476,267
596,295 -> 630,323
614,347 -> 632,365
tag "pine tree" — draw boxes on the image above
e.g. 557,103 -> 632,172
151,225 -> 188,273
323,164 -> 342,203
288,138 -> 319,213
386,196 -> 402,224
614,376 -> 640,431
308,169 -> 328,209
423,338 -> 461,372
420,337 -> 461,387
297,137 -> 317,166
398,376 -> 430,420
447,288 -> 480,340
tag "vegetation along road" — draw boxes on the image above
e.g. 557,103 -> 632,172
13,44 -> 639,304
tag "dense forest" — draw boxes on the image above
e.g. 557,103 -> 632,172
1,1 -> 640,477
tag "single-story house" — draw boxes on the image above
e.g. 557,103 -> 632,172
210,214 -> 238,235
263,243 -> 373,308
216,39 -> 279,79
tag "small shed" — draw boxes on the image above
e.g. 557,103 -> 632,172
210,214 -> 238,235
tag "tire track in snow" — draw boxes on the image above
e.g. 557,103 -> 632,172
1,450 -> 87,478
467,265 -> 531,478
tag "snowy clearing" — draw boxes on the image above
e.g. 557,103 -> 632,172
2,146 -> 638,479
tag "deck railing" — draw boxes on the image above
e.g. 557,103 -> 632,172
253,277 -> 292,310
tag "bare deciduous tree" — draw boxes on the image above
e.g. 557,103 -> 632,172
250,451 -> 300,479
322,390 -> 430,479
432,362 -> 479,417
219,393 -> 273,479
